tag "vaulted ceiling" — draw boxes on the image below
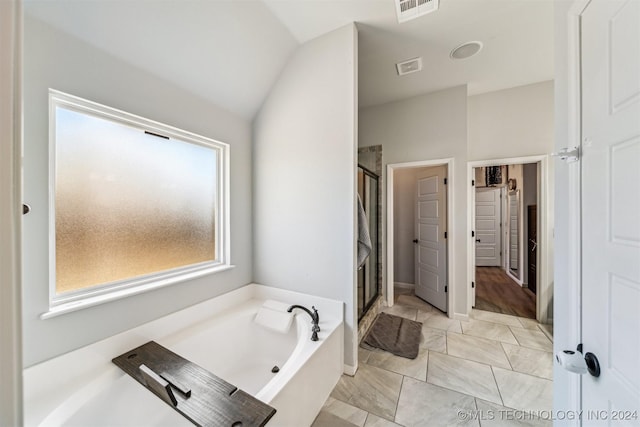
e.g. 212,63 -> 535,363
25,0 -> 554,119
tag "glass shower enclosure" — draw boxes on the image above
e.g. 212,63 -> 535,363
357,165 -> 380,320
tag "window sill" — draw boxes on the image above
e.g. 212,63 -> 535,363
40,264 -> 235,320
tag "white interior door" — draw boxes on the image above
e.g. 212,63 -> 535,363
581,0 -> 640,418
414,166 -> 447,312
508,191 -> 519,272
475,187 -> 502,267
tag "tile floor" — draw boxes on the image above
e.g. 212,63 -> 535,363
312,289 -> 554,427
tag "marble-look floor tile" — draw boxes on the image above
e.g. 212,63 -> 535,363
359,347 -> 372,364
366,348 -> 428,381
471,310 -> 523,328
312,410 -> 360,427
447,332 -> 511,369
420,325 -> 447,353
394,286 -> 414,296
538,323 -> 553,341
475,399 -> 552,427
421,312 -> 462,333
382,305 -> 418,321
331,364 -> 403,421
517,318 -> 541,330
319,397 -> 368,426
509,328 -> 553,351
502,343 -> 553,380
492,367 -> 553,412
461,319 -> 519,344
395,377 -> 479,427
426,352 -> 503,405
364,414 -> 404,427
416,310 -> 434,323
396,294 -> 437,312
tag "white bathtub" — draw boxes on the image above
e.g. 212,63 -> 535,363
23,284 -> 344,426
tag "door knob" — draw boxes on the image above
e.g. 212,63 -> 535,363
413,239 -> 418,244
556,345 -> 600,377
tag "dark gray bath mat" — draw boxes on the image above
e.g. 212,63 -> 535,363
363,312 -> 422,359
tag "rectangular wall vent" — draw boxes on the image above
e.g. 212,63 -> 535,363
396,57 -> 423,76
395,0 -> 439,23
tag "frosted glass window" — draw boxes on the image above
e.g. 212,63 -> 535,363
49,90 -> 229,308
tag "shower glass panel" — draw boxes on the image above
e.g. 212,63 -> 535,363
357,165 -> 379,321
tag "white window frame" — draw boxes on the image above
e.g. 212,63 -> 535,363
43,89 -> 231,319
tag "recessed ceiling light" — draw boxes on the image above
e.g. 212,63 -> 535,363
450,41 -> 483,60
396,57 -> 423,76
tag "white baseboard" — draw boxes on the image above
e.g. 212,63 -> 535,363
394,282 -> 415,289
453,312 -> 469,321
506,270 -> 523,286
343,363 -> 357,376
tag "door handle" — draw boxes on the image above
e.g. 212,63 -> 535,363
556,345 -> 600,377
475,239 -> 481,243
413,239 -> 418,244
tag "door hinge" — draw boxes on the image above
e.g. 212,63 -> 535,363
472,180 -> 475,186
471,282 -> 475,289
444,286 -> 448,293
471,230 -> 475,237
444,231 -> 447,239
551,146 -> 580,163
444,178 -> 448,185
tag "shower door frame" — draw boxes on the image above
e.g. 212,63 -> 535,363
357,164 -> 380,321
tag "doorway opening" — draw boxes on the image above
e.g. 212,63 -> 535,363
467,156 -> 552,328
387,158 -> 455,316
473,163 -> 538,318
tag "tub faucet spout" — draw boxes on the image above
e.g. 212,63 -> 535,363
287,305 -> 320,341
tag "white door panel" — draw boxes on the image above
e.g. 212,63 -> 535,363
475,187 -> 502,267
477,233 -> 496,244
476,205 -> 496,217
414,166 -> 447,312
581,0 -> 640,419
419,247 -> 438,268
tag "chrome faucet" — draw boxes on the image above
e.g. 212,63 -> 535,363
287,305 -> 320,341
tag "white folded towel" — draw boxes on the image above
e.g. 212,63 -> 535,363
254,300 -> 294,333
357,194 -> 372,270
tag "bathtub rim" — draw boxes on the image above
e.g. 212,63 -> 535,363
23,283 -> 344,426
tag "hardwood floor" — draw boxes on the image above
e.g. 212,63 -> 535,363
475,267 -> 536,319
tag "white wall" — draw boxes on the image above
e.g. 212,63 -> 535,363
22,16 -> 254,367
253,24 -> 358,368
360,86 -> 468,316
468,81 -> 555,160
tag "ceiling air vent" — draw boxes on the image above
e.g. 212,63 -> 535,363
396,57 -> 423,76
395,0 -> 439,23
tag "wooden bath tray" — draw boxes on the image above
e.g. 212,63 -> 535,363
112,341 -> 276,426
